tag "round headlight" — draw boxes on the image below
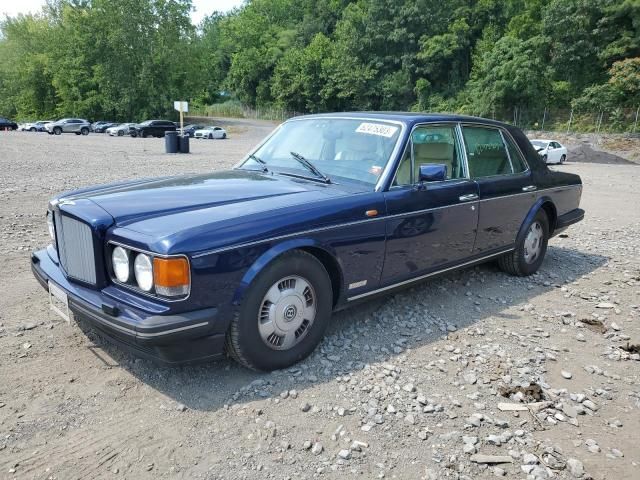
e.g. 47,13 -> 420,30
46,211 -> 55,241
134,253 -> 154,291
112,246 -> 130,283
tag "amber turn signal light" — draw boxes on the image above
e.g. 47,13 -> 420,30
153,257 -> 190,296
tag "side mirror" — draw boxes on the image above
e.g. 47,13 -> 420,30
419,164 -> 447,182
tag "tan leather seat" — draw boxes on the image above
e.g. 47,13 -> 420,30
336,135 -> 380,162
414,142 -> 455,179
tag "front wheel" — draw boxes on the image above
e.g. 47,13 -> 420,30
225,250 -> 333,371
117,130 -> 123,136
559,154 -> 566,164
29,127 -> 36,132
222,132 -> 226,139
81,127 -> 89,135
541,154 -> 548,163
498,210 -> 549,276
53,127 -> 62,135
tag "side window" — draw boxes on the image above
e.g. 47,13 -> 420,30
462,126 -> 512,178
503,133 -> 528,173
393,125 -> 463,186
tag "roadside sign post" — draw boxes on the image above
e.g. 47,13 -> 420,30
173,101 -> 188,134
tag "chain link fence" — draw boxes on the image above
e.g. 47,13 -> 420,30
483,107 -> 640,134
193,102 -> 640,135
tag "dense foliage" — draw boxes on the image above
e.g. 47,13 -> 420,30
0,0 -> 639,122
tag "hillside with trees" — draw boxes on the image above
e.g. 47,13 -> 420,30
0,0 -> 638,128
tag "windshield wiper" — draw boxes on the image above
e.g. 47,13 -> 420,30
289,151 -> 331,184
247,153 -> 268,172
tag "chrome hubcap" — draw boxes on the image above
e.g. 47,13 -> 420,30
524,221 -> 543,264
258,275 -> 316,350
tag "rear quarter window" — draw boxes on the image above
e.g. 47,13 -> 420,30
503,133 -> 529,173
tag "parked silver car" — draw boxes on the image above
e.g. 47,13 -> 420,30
107,123 -> 136,136
46,118 -> 91,135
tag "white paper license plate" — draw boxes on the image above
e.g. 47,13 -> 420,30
49,281 -> 72,323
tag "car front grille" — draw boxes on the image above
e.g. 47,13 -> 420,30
54,212 -> 97,284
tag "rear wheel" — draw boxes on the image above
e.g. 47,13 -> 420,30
498,210 -> 549,276
225,250 -> 333,371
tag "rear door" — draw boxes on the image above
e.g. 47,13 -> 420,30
461,124 -> 535,253
382,123 -> 479,283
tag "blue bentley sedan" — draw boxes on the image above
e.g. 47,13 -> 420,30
31,113 -> 584,370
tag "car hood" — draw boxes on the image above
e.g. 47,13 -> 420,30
60,170 -> 341,229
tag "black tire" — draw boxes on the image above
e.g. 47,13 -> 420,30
117,130 -> 124,136
208,133 -> 213,139
498,210 -> 549,276
130,131 -> 137,138
222,132 -> 227,139
560,155 -> 566,164
75,132 -> 81,135
141,131 -> 148,138
225,250 -> 333,371
81,127 -> 89,135
29,127 -> 36,132
541,154 -> 548,163
54,127 -> 62,135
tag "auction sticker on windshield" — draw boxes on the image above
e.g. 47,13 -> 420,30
356,122 -> 398,138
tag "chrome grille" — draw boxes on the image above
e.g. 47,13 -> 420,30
54,212 -> 97,284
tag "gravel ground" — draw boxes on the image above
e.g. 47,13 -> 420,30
0,124 -> 638,480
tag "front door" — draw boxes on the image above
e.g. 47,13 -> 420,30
460,125 -> 536,253
382,123 -> 479,283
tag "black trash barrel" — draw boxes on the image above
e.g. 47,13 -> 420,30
178,134 -> 190,154
165,131 -> 178,153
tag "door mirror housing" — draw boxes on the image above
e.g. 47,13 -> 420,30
418,164 -> 447,183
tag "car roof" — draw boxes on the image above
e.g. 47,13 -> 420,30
293,111 -> 511,128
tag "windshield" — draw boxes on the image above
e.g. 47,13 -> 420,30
240,118 -> 402,186
531,140 -> 547,148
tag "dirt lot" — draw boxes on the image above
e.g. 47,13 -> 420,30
0,123 -> 638,480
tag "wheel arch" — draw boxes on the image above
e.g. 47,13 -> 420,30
233,239 -> 344,308
517,196 -> 557,244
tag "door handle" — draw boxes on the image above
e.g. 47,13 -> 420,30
459,193 -> 479,202
522,185 -> 537,192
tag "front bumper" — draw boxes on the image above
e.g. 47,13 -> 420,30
31,248 -> 225,364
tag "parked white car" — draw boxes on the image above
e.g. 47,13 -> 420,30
530,139 -> 567,164
19,120 -> 52,132
194,126 -> 227,139
107,123 -> 136,136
